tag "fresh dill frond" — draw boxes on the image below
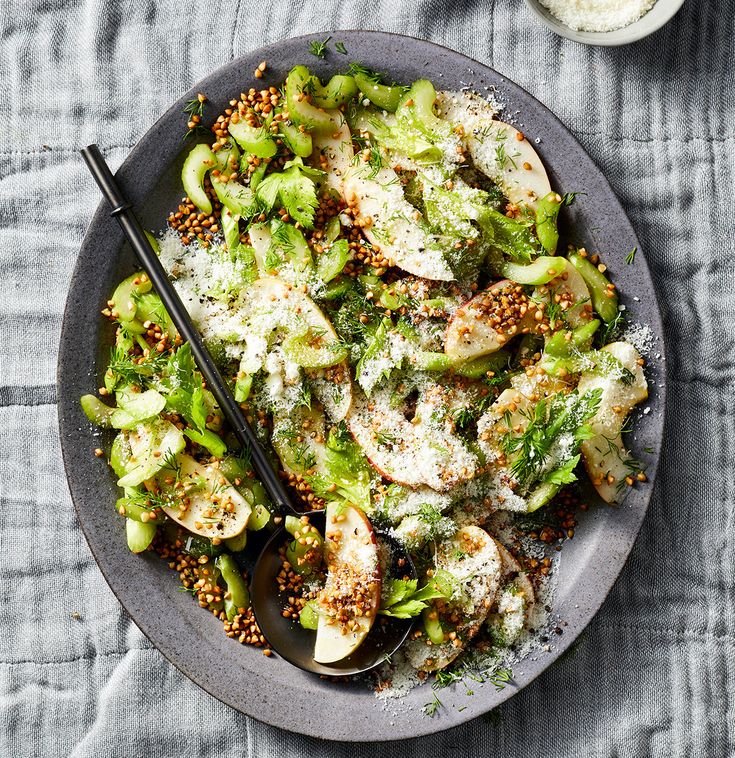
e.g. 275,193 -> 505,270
366,145 -> 383,177
561,191 -> 586,206
308,36 -> 331,59
183,94 -> 209,141
495,141 -> 518,170
348,62 -> 380,81
434,668 -> 464,689
626,246 -> 637,265
264,247 -> 284,272
335,41 -> 347,55
125,488 -> 174,511
502,389 -> 602,490
423,692 -> 442,717
375,430 -> 398,448
474,124 -> 495,143
296,382 -> 312,410
453,407 -> 477,432
351,133 -> 369,152
161,450 -> 182,480
598,309 -> 627,346
184,97 -> 205,119
544,296 -> 567,329
433,660 -> 513,695
107,344 -> 168,388
486,667 -> 513,690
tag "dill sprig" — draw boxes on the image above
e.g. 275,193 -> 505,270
431,662 -> 514,704
347,62 -> 380,81
423,692 -> 442,717
125,488 -> 175,512
561,191 -> 586,206
107,345 -> 168,388
453,407 -> 477,432
495,141 -> 518,170
184,97 -> 205,119
375,430 -> 398,448
308,36 -> 331,59
626,246 -> 637,265
346,62 -> 403,88
296,382 -> 312,410
598,309 -> 627,346
502,390 -> 602,489
183,94 -> 209,142
335,41 -> 347,55
485,667 -> 513,690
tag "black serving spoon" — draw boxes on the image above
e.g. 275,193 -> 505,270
81,145 -> 415,675
251,521 -> 416,676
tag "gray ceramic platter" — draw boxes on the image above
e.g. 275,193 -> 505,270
58,31 -> 666,741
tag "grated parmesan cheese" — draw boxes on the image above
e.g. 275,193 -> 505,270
539,0 -> 657,32
622,321 -> 655,356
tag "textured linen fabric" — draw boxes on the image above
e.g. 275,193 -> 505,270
1,0 -> 733,755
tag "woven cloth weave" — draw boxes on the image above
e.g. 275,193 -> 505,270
1,1 -> 733,755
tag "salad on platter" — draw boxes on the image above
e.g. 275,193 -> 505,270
81,52 -> 651,693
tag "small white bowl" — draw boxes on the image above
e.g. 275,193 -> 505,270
523,0 -> 687,46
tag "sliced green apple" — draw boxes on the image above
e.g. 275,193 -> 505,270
577,341 -> 648,504
405,526 -> 502,671
342,164 -> 455,281
116,419 -> 185,488
152,453 -> 251,539
444,280 -> 537,363
436,91 -> 551,211
313,503 -> 381,663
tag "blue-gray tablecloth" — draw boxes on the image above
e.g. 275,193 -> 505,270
1,0 -> 733,755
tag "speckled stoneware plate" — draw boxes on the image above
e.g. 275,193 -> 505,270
58,31 -> 666,741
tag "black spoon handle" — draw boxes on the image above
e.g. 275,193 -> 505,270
80,143 -> 294,515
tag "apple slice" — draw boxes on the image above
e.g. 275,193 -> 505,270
577,341 -> 648,504
313,503 -> 381,663
154,454 -> 251,539
486,540 -> 536,647
477,372 -> 569,470
342,164 -> 455,281
405,526 -> 501,671
240,277 -> 347,371
306,362 -> 353,421
347,384 -> 478,491
311,111 -> 354,193
436,90 -> 551,211
444,280 -> 538,362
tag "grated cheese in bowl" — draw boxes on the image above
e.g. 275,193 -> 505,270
538,0 -> 657,32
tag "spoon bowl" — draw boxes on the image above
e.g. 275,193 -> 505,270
250,513 -> 416,676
